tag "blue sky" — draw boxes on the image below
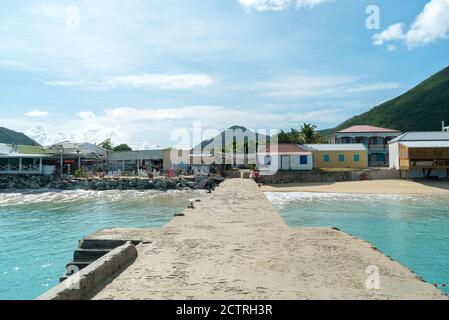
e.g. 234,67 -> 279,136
0,0 -> 448,148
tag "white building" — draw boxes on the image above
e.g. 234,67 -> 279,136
0,143 -> 51,175
257,144 -> 313,173
389,132 -> 449,179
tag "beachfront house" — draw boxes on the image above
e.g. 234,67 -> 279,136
0,143 -> 52,175
304,144 -> 368,170
330,125 -> 401,167
257,144 -> 313,171
388,132 -> 449,179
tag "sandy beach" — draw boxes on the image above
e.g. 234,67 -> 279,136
261,179 -> 449,195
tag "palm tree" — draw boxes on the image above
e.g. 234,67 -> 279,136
298,123 -> 322,144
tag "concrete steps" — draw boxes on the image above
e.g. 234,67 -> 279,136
60,239 -> 138,282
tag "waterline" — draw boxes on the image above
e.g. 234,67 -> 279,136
267,192 -> 449,293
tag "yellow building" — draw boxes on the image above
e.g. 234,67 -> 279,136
304,144 -> 368,169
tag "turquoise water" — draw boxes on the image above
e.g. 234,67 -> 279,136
266,192 -> 449,294
0,189 -> 201,300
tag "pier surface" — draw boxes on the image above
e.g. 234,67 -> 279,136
91,179 -> 445,300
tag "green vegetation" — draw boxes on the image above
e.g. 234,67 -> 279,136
326,65 -> 449,135
277,123 -> 323,144
97,139 -> 132,151
113,144 -> 132,152
98,138 -> 113,150
0,127 -> 40,146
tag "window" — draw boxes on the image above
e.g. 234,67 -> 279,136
354,154 -> 360,162
264,156 -> 271,165
338,154 -> 345,162
323,154 -> 330,162
299,155 -> 308,165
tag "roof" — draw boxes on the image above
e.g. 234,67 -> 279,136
304,144 -> 367,152
337,125 -> 400,134
47,141 -> 105,156
0,143 -> 51,158
400,141 -> 449,148
389,131 -> 449,143
258,144 -> 311,154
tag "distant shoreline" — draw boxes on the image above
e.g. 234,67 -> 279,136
260,179 -> 449,195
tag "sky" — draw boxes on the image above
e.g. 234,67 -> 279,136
0,0 -> 448,149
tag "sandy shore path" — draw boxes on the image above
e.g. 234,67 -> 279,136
92,179 -> 446,300
261,179 -> 449,195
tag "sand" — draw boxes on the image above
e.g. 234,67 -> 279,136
91,179 -> 446,300
261,179 -> 449,195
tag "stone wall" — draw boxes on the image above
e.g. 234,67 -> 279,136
255,171 -> 354,184
0,174 -> 223,191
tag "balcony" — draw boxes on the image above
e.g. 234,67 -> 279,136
368,144 -> 388,151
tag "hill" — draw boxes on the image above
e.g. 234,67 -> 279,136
326,65 -> 449,134
193,125 -> 268,152
0,127 -> 41,146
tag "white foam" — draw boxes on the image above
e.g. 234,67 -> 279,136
0,189 -> 203,207
264,192 -> 442,210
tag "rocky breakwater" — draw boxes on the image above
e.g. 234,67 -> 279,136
0,174 -> 224,191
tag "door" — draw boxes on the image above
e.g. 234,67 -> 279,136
281,155 -> 290,170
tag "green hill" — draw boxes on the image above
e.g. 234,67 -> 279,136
328,65 -> 449,133
0,127 -> 41,146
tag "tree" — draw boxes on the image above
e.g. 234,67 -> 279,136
98,138 -> 113,150
113,144 -> 132,152
298,123 -> 323,144
275,123 -> 323,144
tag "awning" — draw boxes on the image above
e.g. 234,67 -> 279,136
400,141 -> 449,148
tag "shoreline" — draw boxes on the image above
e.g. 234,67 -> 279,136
260,179 -> 449,195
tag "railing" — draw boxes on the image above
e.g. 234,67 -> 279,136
0,164 -> 42,174
368,144 -> 387,151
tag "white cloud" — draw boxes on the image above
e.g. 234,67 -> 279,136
238,0 -> 291,12
45,74 -> 214,90
296,0 -> 334,9
347,82 -> 402,93
24,109 -> 49,117
372,23 -> 405,46
373,0 -> 449,48
105,74 -> 214,89
5,105 -> 346,149
238,0 -> 333,11
256,74 -> 401,98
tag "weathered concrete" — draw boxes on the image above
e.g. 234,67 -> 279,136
37,242 -> 137,300
89,179 -> 446,300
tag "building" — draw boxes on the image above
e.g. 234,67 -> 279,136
46,142 -> 106,175
331,125 -> 401,167
106,149 -> 165,175
0,144 -> 52,174
257,144 -> 313,171
304,144 -> 368,170
389,132 -> 449,179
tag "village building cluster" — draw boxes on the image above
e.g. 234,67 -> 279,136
1,124 -> 449,179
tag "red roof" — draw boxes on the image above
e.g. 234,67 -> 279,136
259,144 -> 309,153
337,125 -> 400,133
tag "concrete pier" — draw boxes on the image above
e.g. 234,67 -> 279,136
83,178 -> 446,300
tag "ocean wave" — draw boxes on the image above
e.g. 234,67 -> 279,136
264,192 -> 444,209
0,189 -> 204,207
